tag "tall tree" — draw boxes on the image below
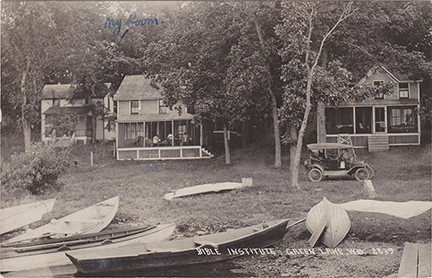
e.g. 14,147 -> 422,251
145,2 -> 250,164
276,2 -> 356,189
227,2 -> 284,168
1,2 -> 62,151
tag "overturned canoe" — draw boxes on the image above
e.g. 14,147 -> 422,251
0,199 -> 56,235
0,223 -> 175,275
164,180 -> 252,200
66,219 -> 290,274
306,197 -> 351,248
339,200 -> 432,219
6,196 -> 119,243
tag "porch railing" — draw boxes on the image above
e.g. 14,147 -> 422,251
326,133 -> 420,148
116,145 -> 213,160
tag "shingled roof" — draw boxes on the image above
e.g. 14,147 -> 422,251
114,75 -> 162,101
41,84 -> 77,99
41,83 -> 112,99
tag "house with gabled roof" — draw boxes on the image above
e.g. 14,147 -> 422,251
41,83 -> 115,147
114,75 -> 213,160
321,65 -> 422,151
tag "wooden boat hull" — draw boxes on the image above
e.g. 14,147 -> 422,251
0,225 -> 158,259
306,197 -> 351,248
0,199 -> 56,235
6,196 -> 119,243
164,181 -> 251,200
66,219 -> 290,274
0,223 -> 175,274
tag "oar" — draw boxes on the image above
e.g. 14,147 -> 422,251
285,217 -> 306,231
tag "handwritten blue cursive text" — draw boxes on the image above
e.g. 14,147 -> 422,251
104,12 -> 165,36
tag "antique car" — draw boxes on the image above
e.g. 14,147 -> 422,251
304,143 -> 374,182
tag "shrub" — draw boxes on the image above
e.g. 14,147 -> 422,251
1,143 -> 70,195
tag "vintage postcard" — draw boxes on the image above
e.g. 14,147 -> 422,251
1,1 -> 431,277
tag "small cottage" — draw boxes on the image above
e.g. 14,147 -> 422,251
114,75 -> 213,160
41,83 -> 115,147
322,65 -> 421,151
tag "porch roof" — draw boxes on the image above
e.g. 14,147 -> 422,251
117,112 -> 194,123
43,105 -> 93,116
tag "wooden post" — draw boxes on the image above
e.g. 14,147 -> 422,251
364,180 -> 377,198
242,178 -> 253,187
90,151 -> 94,167
200,124 -> 203,146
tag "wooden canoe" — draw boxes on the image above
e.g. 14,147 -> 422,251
0,199 -> 56,235
164,181 -> 251,200
0,224 -> 157,258
66,219 -> 290,274
0,223 -> 175,275
306,197 -> 351,248
5,196 -> 119,244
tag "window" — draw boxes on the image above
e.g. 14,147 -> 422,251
399,83 -> 409,99
374,81 -> 384,99
53,99 -> 60,106
159,99 -> 167,114
124,123 -> 144,139
391,108 -> 401,126
113,101 -> 117,114
325,107 -> 354,134
388,106 -> 417,133
131,100 -> 139,114
355,107 -> 372,134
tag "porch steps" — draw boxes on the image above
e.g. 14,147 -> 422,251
201,148 -> 214,158
368,134 -> 389,152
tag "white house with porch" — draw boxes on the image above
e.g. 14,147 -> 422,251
322,65 -> 421,151
114,75 -> 213,160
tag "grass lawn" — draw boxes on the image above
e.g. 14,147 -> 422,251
1,142 -> 431,277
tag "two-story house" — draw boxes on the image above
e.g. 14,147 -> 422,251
41,83 -> 115,147
322,65 -> 421,151
114,75 -> 213,160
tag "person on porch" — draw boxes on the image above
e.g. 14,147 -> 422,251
181,133 -> 191,146
153,135 -> 161,146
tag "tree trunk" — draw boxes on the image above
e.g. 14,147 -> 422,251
271,94 -> 282,168
289,124 -> 297,173
252,14 -> 282,168
317,101 -> 326,143
317,47 -> 328,143
242,120 -> 247,148
291,72 -> 313,189
21,60 -> 32,152
223,122 -> 231,164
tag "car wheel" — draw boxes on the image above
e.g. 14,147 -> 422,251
366,165 -> 374,178
355,167 -> 369,181
309,168 -> 323,182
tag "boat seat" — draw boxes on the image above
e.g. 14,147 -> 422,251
146,247 -> 179,253
193,239 -> 219,249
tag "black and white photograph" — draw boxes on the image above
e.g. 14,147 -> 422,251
1,1 -> 431,277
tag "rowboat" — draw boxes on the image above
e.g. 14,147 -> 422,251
1,224 -> 156,258
0,223 -> 175,275
6,196 -> 119,243
164,180 -> 252,200
0,199 -> 56,235
306,197 -> 351,248
66,219 -> 290,274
